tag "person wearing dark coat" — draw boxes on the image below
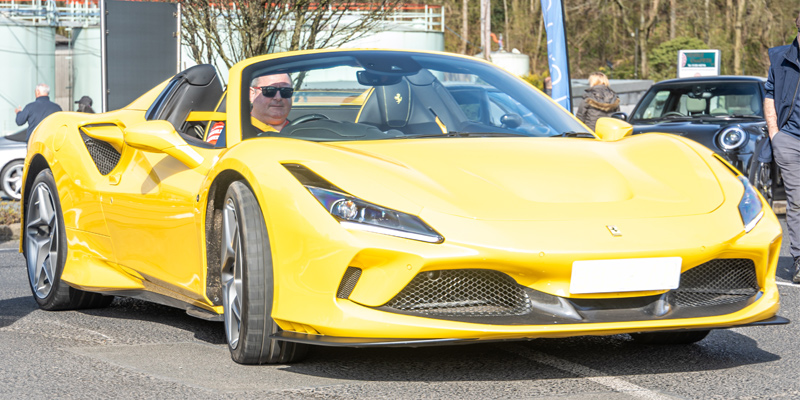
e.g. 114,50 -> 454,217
75,95 -> 95,113
15,83 -> 62,141
575,72 -> 620,131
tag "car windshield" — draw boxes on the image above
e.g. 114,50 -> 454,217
241,51 -> 587,142
631,81 -> 763,122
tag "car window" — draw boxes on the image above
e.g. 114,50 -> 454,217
639,91 -> 670,119
240,51 -> 586,141
632,81 -> 763,121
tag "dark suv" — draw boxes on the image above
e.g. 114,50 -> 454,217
615,76 -> 780,204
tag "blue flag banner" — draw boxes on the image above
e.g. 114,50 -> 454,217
540,0 -> 572,112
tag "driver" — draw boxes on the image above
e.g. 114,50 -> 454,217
250,73 -> 293,132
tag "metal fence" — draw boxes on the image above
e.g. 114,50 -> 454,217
0,1 -> 442,31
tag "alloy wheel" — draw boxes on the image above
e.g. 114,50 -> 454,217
3,162 -> 22,200
221,198 -> 244,349
25,182 -> 59,298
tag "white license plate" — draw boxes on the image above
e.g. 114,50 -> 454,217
570,257 -> 682,294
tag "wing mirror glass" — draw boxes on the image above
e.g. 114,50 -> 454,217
124,121 -> 204,169
610,112 -> 628,121
594,117 -> 633,141
500,113 -> 523,129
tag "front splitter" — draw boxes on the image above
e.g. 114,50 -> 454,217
270,315 -> 790,348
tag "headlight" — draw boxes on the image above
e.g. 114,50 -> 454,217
718,126 -> 747,151
738,176 -> 764,233
307,186 -> 444,243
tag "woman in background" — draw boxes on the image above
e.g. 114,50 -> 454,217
576,72 -> 619,130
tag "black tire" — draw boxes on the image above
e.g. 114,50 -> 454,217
749,139 -> 774,206
1,159 -> 23,201
24,169 -> 114,310
629,330 -> 710,345
221,181 -> 308,364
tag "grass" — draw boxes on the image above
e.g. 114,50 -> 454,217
0,201 -> 20,225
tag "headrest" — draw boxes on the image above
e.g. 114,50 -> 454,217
686,98 -> 706,112
376,80 -> 412,128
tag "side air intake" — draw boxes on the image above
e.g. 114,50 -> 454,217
80,132 -> 121,175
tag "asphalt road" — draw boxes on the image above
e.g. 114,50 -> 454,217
1,218 -> 800,399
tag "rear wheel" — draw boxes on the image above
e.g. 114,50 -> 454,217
25,169 -> 113,310
221,181 -> 308,364
629,330 -> 710,345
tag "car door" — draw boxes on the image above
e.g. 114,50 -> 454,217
97,65 -> 226,302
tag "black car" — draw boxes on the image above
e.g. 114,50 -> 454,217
615,76 -> 780,204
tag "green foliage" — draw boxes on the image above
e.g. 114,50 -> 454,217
520,73 -> 548,92
0,201 -> 20,225
648,37 -> 707,82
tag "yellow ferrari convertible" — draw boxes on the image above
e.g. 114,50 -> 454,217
21,49 -> 786,365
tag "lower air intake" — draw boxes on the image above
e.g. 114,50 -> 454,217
383,269 -> 531,317
674,258 -> 759,307
336,267 -> 362,299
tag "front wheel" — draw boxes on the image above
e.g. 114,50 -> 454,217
25,169 -> 113,310
749,141 -> 774,207
221,181 -> 308,364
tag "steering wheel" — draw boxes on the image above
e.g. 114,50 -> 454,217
285,113 -> 330,129
257,113 -> 330,137
662,111 -> 685,118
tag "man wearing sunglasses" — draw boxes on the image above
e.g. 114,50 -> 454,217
249,73 -> 294,132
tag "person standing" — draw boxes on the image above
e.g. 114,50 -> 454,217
75,95 -> 95,113
765,11 -> 800,282
543,76 -> 552,97
575,72 -> 620,131
15,83 -> 62,140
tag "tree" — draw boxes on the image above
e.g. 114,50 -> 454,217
180,0 -> 402,70
648,36 -> 706,82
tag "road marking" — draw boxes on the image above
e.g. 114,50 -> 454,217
0,248 -> 19,252
777,281 -> 798,287
497,343 -> 676,400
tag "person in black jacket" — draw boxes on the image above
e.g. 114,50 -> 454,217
575,72 -> 620,131
75,95 -> 95,113
15,83 -> 62,141
765,11 -> 800,282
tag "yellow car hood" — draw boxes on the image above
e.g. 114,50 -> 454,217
312,134 -> 724,221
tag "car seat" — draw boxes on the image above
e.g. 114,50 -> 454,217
356,70 -> 461,135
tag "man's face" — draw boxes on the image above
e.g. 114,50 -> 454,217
250,74 -> 292,126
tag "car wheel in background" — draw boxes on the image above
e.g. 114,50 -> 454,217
629,330 -> 710,345
221,181 -> 308,364
24,169 -> 113,310
1,160 -> 23,201
749,139 -> 774,206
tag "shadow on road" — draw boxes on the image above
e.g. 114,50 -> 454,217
277,329 -> 779,382
777,255 -> 797,282
79,297 -> 226,345
0,296 -> 37,329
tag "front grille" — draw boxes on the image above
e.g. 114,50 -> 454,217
383,269 -> 531,317
674,258 -> 759,307
81,133 -> 121,175
336,267 -> 362,299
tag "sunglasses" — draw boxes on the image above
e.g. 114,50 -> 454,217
254,86 -> 294,98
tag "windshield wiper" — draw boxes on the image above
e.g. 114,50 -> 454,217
561,131 -> 595,138
396,131 -> 528,139
724,114 -> 762,119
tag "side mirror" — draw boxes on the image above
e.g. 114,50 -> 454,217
610,112 -> 628,121
500,113 -> 523,129
594,117 -> 633,141
124,120 -> 205,169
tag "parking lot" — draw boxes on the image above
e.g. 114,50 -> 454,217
0,213 -> 798,399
